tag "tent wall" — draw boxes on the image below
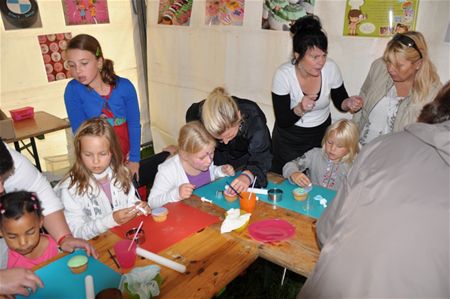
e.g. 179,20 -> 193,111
147,0 -> 449,153
0,1 -> 149,168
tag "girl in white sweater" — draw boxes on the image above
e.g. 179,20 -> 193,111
55,118 -> 150,239
148,121 -> 235,208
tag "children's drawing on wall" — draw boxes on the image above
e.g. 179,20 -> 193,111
261,0 -> 315,31
62,0 -> 109,25
347,8 -> 366,35
0,0 -> 42,30
158,0 -> 193,26
205,0 -> 245,26
38,33 -> 73,83
343,0 -> 419,37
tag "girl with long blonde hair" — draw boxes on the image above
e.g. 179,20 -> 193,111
55,118 -> 149,239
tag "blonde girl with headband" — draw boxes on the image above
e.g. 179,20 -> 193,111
64,34 -> 141,178
186,87 -> 273,191
283,119 -> 359,191
55,118 -> 149,240
0,191 -> 59,270
354,31 -> 442,146
148,121 -> 235,208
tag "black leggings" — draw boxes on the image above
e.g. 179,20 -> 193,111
270,116 -> 331,174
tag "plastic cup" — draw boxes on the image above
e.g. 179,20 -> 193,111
113,239 -> 137,269
126,228 -> 146,245
240,191 -> 257,213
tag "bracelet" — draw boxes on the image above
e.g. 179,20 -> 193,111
240,172 -> 254,184
57,233 -> 73,247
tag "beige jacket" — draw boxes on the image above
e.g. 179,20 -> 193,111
353,58 -> 442,133
298,120 -> 450,298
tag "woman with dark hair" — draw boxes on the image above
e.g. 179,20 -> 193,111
64,34 -> 141,178
270,15 -> 362,174
417,81 -> 450,124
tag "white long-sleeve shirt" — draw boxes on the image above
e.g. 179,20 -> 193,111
54,168 -> 139,240
4,143 -> 63,216
148,154 -> 228,208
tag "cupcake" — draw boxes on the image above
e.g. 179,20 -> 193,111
152,207 -> 169,222
292,187 -> 308,201
223,188 -> 238,202
67,255 -> 88,274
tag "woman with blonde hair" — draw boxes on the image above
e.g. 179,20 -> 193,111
148,121 -> 234,208
186,87 -> 272,191
283,119 -> 359,191
55,118 -> 149,240
354,31 -> 442,145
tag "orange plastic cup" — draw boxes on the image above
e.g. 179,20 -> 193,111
240,191 -> 257,213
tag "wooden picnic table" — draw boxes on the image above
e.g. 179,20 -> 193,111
35,174 -> 320,298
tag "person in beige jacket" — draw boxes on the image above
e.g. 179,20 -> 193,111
353,31 -> 441,145
298,82 -> 450,298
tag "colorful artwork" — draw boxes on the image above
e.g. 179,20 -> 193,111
62,0 -> 109,25
261,0 -> 315,31
158,0 -> 193,26
38,33 -> 73,83
343,0 -> 419,37
0,0 -> 42,30
205,0 -> 245,26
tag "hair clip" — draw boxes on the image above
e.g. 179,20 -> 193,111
0,209 -> 5,214
31,194 -> 36,201
96,47 -> 101,57
33,204 -> 38,210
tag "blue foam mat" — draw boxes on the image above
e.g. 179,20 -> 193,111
194,175 -> 336,219
17,251 -> 121,299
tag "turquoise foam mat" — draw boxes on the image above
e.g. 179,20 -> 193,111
193,175 -> 336,219
17,251 -> 121,299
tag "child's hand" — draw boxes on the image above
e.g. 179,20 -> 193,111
126,161 -> 140,180
59,236 -> 98,258
221,164 -> 235,176
134,201 -> 151,216
290,172 -> 312,187
113,207 -> 138,225
179,183 -> 195,200
231,174 -> 251,194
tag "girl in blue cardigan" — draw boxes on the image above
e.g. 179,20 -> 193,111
64,34 -> 141,178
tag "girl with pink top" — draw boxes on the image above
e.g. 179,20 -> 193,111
0,191 -> 58,270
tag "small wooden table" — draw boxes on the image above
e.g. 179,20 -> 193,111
4,111 -> 70,171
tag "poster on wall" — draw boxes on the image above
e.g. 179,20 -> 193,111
343,0 -> 419,37
261,0 -> 315,31
0,0 -> 42,30
38,33 -> 73,83
62,0 -> 110,25
205,0 -> 245,26
158,0 -> 193,25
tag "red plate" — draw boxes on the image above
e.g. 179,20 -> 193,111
248,219 -> 296,242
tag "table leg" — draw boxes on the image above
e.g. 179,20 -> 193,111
29,137 -> 42,171
13,138 -> 42,172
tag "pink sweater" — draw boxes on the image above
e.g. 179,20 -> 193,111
7,235 -> 59,269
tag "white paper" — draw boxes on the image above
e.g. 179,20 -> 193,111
136,247 -> 186,273
220,208 -> 251,233
85,275 -> 95,299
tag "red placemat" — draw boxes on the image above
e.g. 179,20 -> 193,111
110,202 -> 220,253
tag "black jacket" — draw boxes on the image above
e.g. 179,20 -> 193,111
186,96 -> 272,187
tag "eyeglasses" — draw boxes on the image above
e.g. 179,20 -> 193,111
393,34 -> 423,59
